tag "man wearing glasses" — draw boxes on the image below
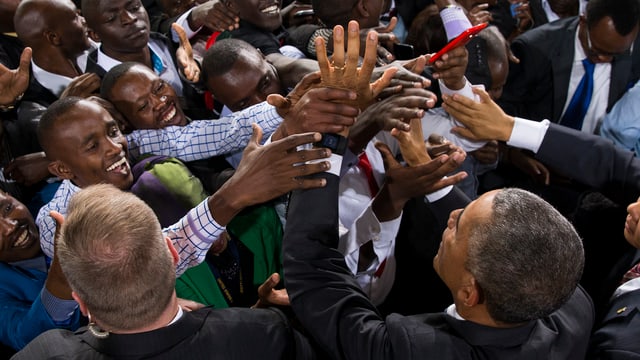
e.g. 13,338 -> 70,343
498,0 -> 639,134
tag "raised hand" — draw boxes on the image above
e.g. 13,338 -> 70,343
372,141 -> 467,221
468,3 -> 493,25
45,211 -> 73,300
173,23 -> 201,82
391,117 -> 432,166
212,124 -> 332,225
442,87 -> 515,142
267,72 -> 360,140
252,273 -> 290,308
317,20 -> 396,113
0,47 -> 30,107
187,0 -> 240,32
349,87 -> 436,152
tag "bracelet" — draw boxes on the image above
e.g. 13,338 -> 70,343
0,92 -> 23,112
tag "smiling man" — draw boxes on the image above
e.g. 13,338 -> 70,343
0,191 -> 80,352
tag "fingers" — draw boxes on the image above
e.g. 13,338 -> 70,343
316,37 -> 331,81
266,93 -> 289,110
450,126 -> 481,141
249,123 -> 264,146
18,47 -> 32,78
374,141 -> 401,171
370,68 -> 397,98
376,44 -> 394,65
332,25 -> 346,69
376,17 -> 397,33
345,21 -> 360,73
50,210 -> 65,228
360,30 -> 379,83
171,23 -> 189,47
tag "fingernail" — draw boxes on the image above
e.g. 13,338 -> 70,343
350,22 -> 358,33
371,32 -> 378,41
335,27 -> 343,37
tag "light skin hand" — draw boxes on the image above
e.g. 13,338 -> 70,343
317,21 -> 397,117
391,117 -> 432,166
173,23 -> 201,82
60,73 -> 101,99
209,124 -> 330,225
252,273 -> 290,308
4,152 -> 51,186
0,47 -> 30,106
373,142 -> 467,221
188,0 -> 239,32
46,211 -> 73,300
441,86 -> 515,141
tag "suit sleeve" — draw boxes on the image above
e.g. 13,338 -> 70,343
536,123 -> 640,205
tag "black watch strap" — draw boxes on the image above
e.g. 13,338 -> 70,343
314,133 -> 348,155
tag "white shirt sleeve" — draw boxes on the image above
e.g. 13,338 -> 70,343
507,118 -> 551,153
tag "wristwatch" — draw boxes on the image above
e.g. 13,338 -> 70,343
314,133 -> 348,155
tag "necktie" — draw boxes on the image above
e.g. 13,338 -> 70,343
356,152 -> 386,276
357,152 -> 379,197
621,262 -> 640,285
560,58 -> 595,130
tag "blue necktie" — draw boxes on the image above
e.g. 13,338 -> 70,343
561,58 -> 595,130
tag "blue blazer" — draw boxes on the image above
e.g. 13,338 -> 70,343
0,261 -> 80,350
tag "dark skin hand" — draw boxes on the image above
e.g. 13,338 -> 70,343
60,73 -> 101,99
0,47 -> 30,106
252,273 -> 290,308
187,0 -> 240,32
47,212 -> 74,300
348,87 -> 437,153
4,152 -> 51,186
470,140 -> 499,164
173,23 -> 201,82
372,142 -> 467,222
209,124 -> 331,226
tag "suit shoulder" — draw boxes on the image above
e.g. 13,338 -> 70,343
12,329 -> 97,359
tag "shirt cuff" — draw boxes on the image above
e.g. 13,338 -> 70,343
172,9 -> 202,42
507,118 -> 551,153
186,199 -> 225,244
425,184 -> 454,203
439,77 -> 475,99
40,288 -> 78,325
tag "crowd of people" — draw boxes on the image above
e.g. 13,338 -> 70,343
0,0 -> 639,358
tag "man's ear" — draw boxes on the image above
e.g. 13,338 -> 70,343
48,160 -> 73,180
44,30 -> 62,46
461,277 -> 483,308
72,291 -> 88,316
88,28 -> 101,43
165,237 -> 179,266
354,0 -> 371,20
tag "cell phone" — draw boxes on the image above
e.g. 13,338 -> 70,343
429,22 -> 489,64
510,2 -> 523,17
393,43 -> 415,61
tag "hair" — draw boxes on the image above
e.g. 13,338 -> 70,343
405,5 -> 447,57
465,26 -> 508,89
37,96 -> 86,158
58,184 -> 175,331
311,0 -> 358,28
465,188 -> 584,324
80,0 -> 100,27
586,0 -> 640,36
100,62 -> 143,101
202,38 -> 261,82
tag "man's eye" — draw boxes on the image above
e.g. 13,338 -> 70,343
138,102 -> 149,112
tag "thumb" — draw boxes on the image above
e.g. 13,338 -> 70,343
172,23 -> 189,47
50,210 -> 65,228
250,123 -> 263,146
374,141 -> 400,171
267,93 -> 290,110
472,86 -> 491,103
18,47 -> 32,76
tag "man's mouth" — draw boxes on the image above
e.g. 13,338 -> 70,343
106,157 -> 130,174
161,104 -> 177,124
261,4 -> 280,14
12,227 -> 31,248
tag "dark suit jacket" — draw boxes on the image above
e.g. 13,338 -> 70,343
12,307 -> 315,359
589,287 -> 640,359
498,17 -> 638,123
283,173 -> 594,360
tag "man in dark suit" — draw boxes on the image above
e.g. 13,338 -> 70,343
12,183 -> 316,360
498,0 -> 639,133
282,144 -> 592,359
442,86 -> 640,358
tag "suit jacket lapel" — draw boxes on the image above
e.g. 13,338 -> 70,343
552,18 -> 579,121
